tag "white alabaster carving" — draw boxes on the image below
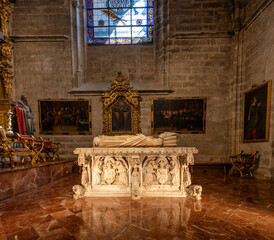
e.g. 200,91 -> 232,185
156,157 -> 169,185
187,153 -> 194,165
74,147 -> 198,156
102,157 -> 116,185
72,185 -> 85,199
73,147 -> 201,200
143,156 -> 180,186
169,159 -> 179,186
78,153 -> 85,166
182,166 -> 192,188
186,185 -> 202,200
93,132 -> 177,148
131,167 -> 141,199
81,166 -> 89,189
143,160 -> 157,185
115,160 -> 128,185
93,160 -> 103,185
92,156 -> 129,186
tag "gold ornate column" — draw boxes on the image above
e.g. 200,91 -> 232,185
0,0 -> 15,132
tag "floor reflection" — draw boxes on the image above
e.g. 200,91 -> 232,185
0,172 -> 273,240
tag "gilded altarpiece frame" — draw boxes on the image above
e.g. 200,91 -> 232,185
102,73 -> 141,135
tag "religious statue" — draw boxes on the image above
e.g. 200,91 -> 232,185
15,94 -> 34,135
169,160 -> 179,185
131,167 -> 140,188
93,132 -> 177,148
115,160 -> 128,185
93,160 -> 103,185
182,165 -> 191,188
144,160 -> 156,185
81,166 -> 89,188
131,167 -> 141,199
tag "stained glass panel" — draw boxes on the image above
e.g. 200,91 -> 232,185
86,0 -> 154,45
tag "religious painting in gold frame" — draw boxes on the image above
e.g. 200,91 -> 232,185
151,97 -> 206,134
38,99 -> 92,135
243,80 -> 272,143
102,72 -> 141,135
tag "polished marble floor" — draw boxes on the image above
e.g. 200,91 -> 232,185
0,172 -> 273,240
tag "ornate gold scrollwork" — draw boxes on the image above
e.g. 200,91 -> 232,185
0,0 -> 13,98
0,42 -> 12,58
1,68 -> 12,96
102,72 -> 141,135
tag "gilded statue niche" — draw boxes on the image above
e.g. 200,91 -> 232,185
102,72 -> 141,135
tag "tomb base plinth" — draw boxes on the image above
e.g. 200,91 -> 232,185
73,147 -> 202,200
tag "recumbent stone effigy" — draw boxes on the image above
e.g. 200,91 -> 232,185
72,132 -> 202,200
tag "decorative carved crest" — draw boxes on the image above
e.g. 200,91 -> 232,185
142,156 -> 180,186
102,72 -> 141,135
93,156 -> 129,186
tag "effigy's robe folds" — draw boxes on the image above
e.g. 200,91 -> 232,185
73,141 -> 202,200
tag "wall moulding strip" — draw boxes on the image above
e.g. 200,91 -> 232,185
10,35 -> 69,42
242,0 -> 273,31
171,31 -> 234,39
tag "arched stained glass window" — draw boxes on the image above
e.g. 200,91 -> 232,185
86,0 -> 154,45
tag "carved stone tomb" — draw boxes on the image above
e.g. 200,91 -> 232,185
73,147 -> 202,200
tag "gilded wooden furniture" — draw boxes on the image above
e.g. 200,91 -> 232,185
229,151 -> 260,177
38,137 -> 61,161
15,133 -> 45,163
0,128 -> 35,167
102,72 -> 141,135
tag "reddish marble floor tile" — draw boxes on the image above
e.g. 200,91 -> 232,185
6,227 -> 39,240
0,172 -> 274,240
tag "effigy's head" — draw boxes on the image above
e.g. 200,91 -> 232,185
93,136 -> 100,146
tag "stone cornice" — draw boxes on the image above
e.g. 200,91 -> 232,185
74,147 -> 198,156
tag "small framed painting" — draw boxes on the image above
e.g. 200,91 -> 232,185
39,99 -> 91,135
243,80 -> 272,142
151,97 -> 206,134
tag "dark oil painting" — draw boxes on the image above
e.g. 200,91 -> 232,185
39,99 -> 91,135
243,80 -> 271,142
151,98 -> 206,134
111,98 -> 132,133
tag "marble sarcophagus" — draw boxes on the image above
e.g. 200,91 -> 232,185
72,147 -> 202,200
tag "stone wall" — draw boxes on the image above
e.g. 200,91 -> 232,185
166,0 -> 233,163
84,0 -> 234,163
8,0 -> 274,178
232,0 -> 274,179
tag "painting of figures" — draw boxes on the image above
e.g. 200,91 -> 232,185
243,80 -> 271,142
39,99 -> 91,134
111,98 -> 132,133
151,98 -> 206,134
